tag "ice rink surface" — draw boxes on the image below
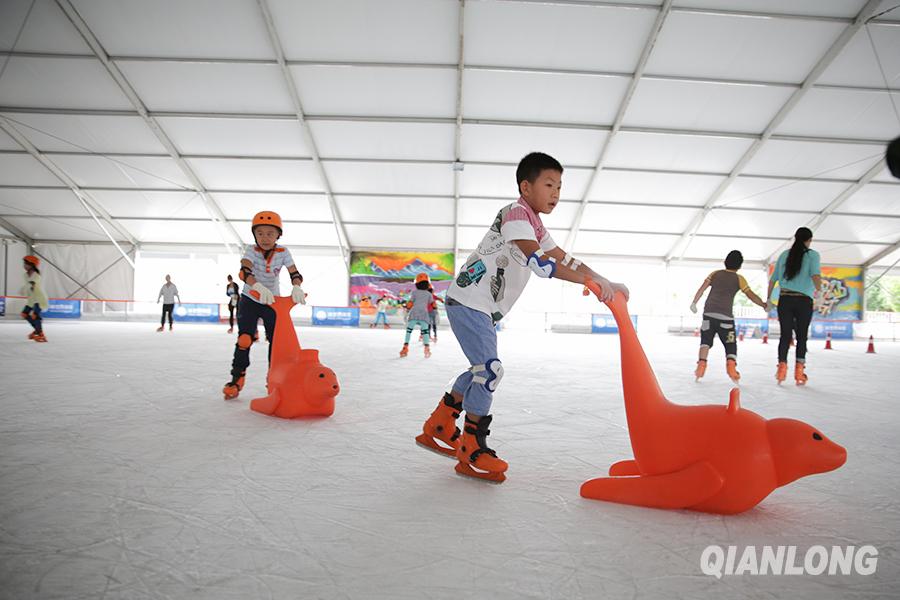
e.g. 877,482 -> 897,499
1,319 -> 898,599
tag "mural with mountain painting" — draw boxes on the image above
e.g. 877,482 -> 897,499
349,251 -> 455,308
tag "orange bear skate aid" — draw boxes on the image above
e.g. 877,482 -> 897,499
250,296 -> 340,418
579,283 -> 846,514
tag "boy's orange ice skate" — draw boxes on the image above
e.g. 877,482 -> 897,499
455,415 -> 508,483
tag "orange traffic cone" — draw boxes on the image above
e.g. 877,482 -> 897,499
738,330 -> 745,342
866,335 -> 876,354
761,332 -> 768,344
824,332 -> 832,350
693,327 -> 700,337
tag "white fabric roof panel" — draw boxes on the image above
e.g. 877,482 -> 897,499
646,12 -> 846,83
817,23 -> 900,87
291,66 -> 457,118
233,220 -> 340,247
814,240 -> 891,265
270,0 -> 459,63
70,0 -> 276,60
458,164 -> 593,201
460,125 -> 607,166
581,204 -> 699,234
573,230 -> 681,257
212,193 -> 334,222
458,198 -> 581,232
743,140 -> 887,180
0,154 -> 59,186
122,218 -> 230,245
0,57 -> 133,110
837,183 -> 900,215
336,196 -> 455,226
1,113 -> 166,154
345,224 -> 454,250
815,214 -> 900,243
464,2 -> 657,72
680,235 -> 782,262
0,0 -> 91,54
717,177 -> 851,212
587,171 -> 725,206
156,117 -> 310,158
0,128 -> 21,150
604,132 -> 754,173
0,188 -> 81,216
775,89 -> 900,140
118,62 -> 294,114
3,215 -> 111,242
871,246 -> 900,267
672,0 -> 868,18
48,155 -> 192,190
308,122 -> 455,161
462,70 -> 629,125
623,79 -> 795,134
322,162 -> 453,196
185,158 -> 322,193
87,191 -> 210,220
698,209 -> 812,239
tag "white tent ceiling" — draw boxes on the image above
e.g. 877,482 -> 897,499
0,0 -> 898,269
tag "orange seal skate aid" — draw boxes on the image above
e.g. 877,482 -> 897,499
250,296 -> 340,418
579,286 -> 846,514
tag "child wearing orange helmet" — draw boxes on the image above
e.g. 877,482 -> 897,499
400,272 -> 434,358
21,255 -> 49,342
223,211 -> 307,400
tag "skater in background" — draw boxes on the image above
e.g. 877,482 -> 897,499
766,227 -> 821,385
371,295 -> 390,329
21,255 -> 49,343
156,274 -> 181,332
426,284 -> 443,343
225,274 -> 240,334
400,273 -> 434,358
222,211 -> 307,400
415,152 -> 629,483
689,250 -> 766,383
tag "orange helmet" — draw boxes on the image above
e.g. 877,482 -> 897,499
415,272 -> 430,284
251,211 -> 283,237
23,255 -> 40,267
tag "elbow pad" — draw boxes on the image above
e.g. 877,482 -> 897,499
239,265 -> 253,281
527,252 -> 556,278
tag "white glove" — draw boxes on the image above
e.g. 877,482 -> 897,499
291,284 -> 307,305
250,282 -> 275,305
690,302 -> 697,314
765,301 -> 774,313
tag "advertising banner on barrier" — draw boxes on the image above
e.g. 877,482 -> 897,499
44,299 -> 81,319
811,320 -> 854,339
173,303 -> 220,323
735,318 -> 769,337
0,296 -> 4,316
591,314 -> 637,333
312,306 -> 360,327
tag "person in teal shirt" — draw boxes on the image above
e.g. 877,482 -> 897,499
766,227 -> 822,385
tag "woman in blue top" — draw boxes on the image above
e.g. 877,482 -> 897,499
766,227 -> 821,385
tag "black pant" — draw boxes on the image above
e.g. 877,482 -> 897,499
161,303 -> 174,326
229,295 -> 276,380
700,315 -> 737,359
228,303 -> 237,328
23,304 -> 43,333
777,294 -> 813,363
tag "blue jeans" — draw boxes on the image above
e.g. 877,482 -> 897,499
447,303 -> 498,416
374,311 -> 387,326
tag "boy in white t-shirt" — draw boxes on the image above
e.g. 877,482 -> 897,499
222,211 -> 307,400
415,152 -> 629,482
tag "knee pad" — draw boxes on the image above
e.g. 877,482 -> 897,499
237,333 -> 253,350
471,358 -> 504,392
